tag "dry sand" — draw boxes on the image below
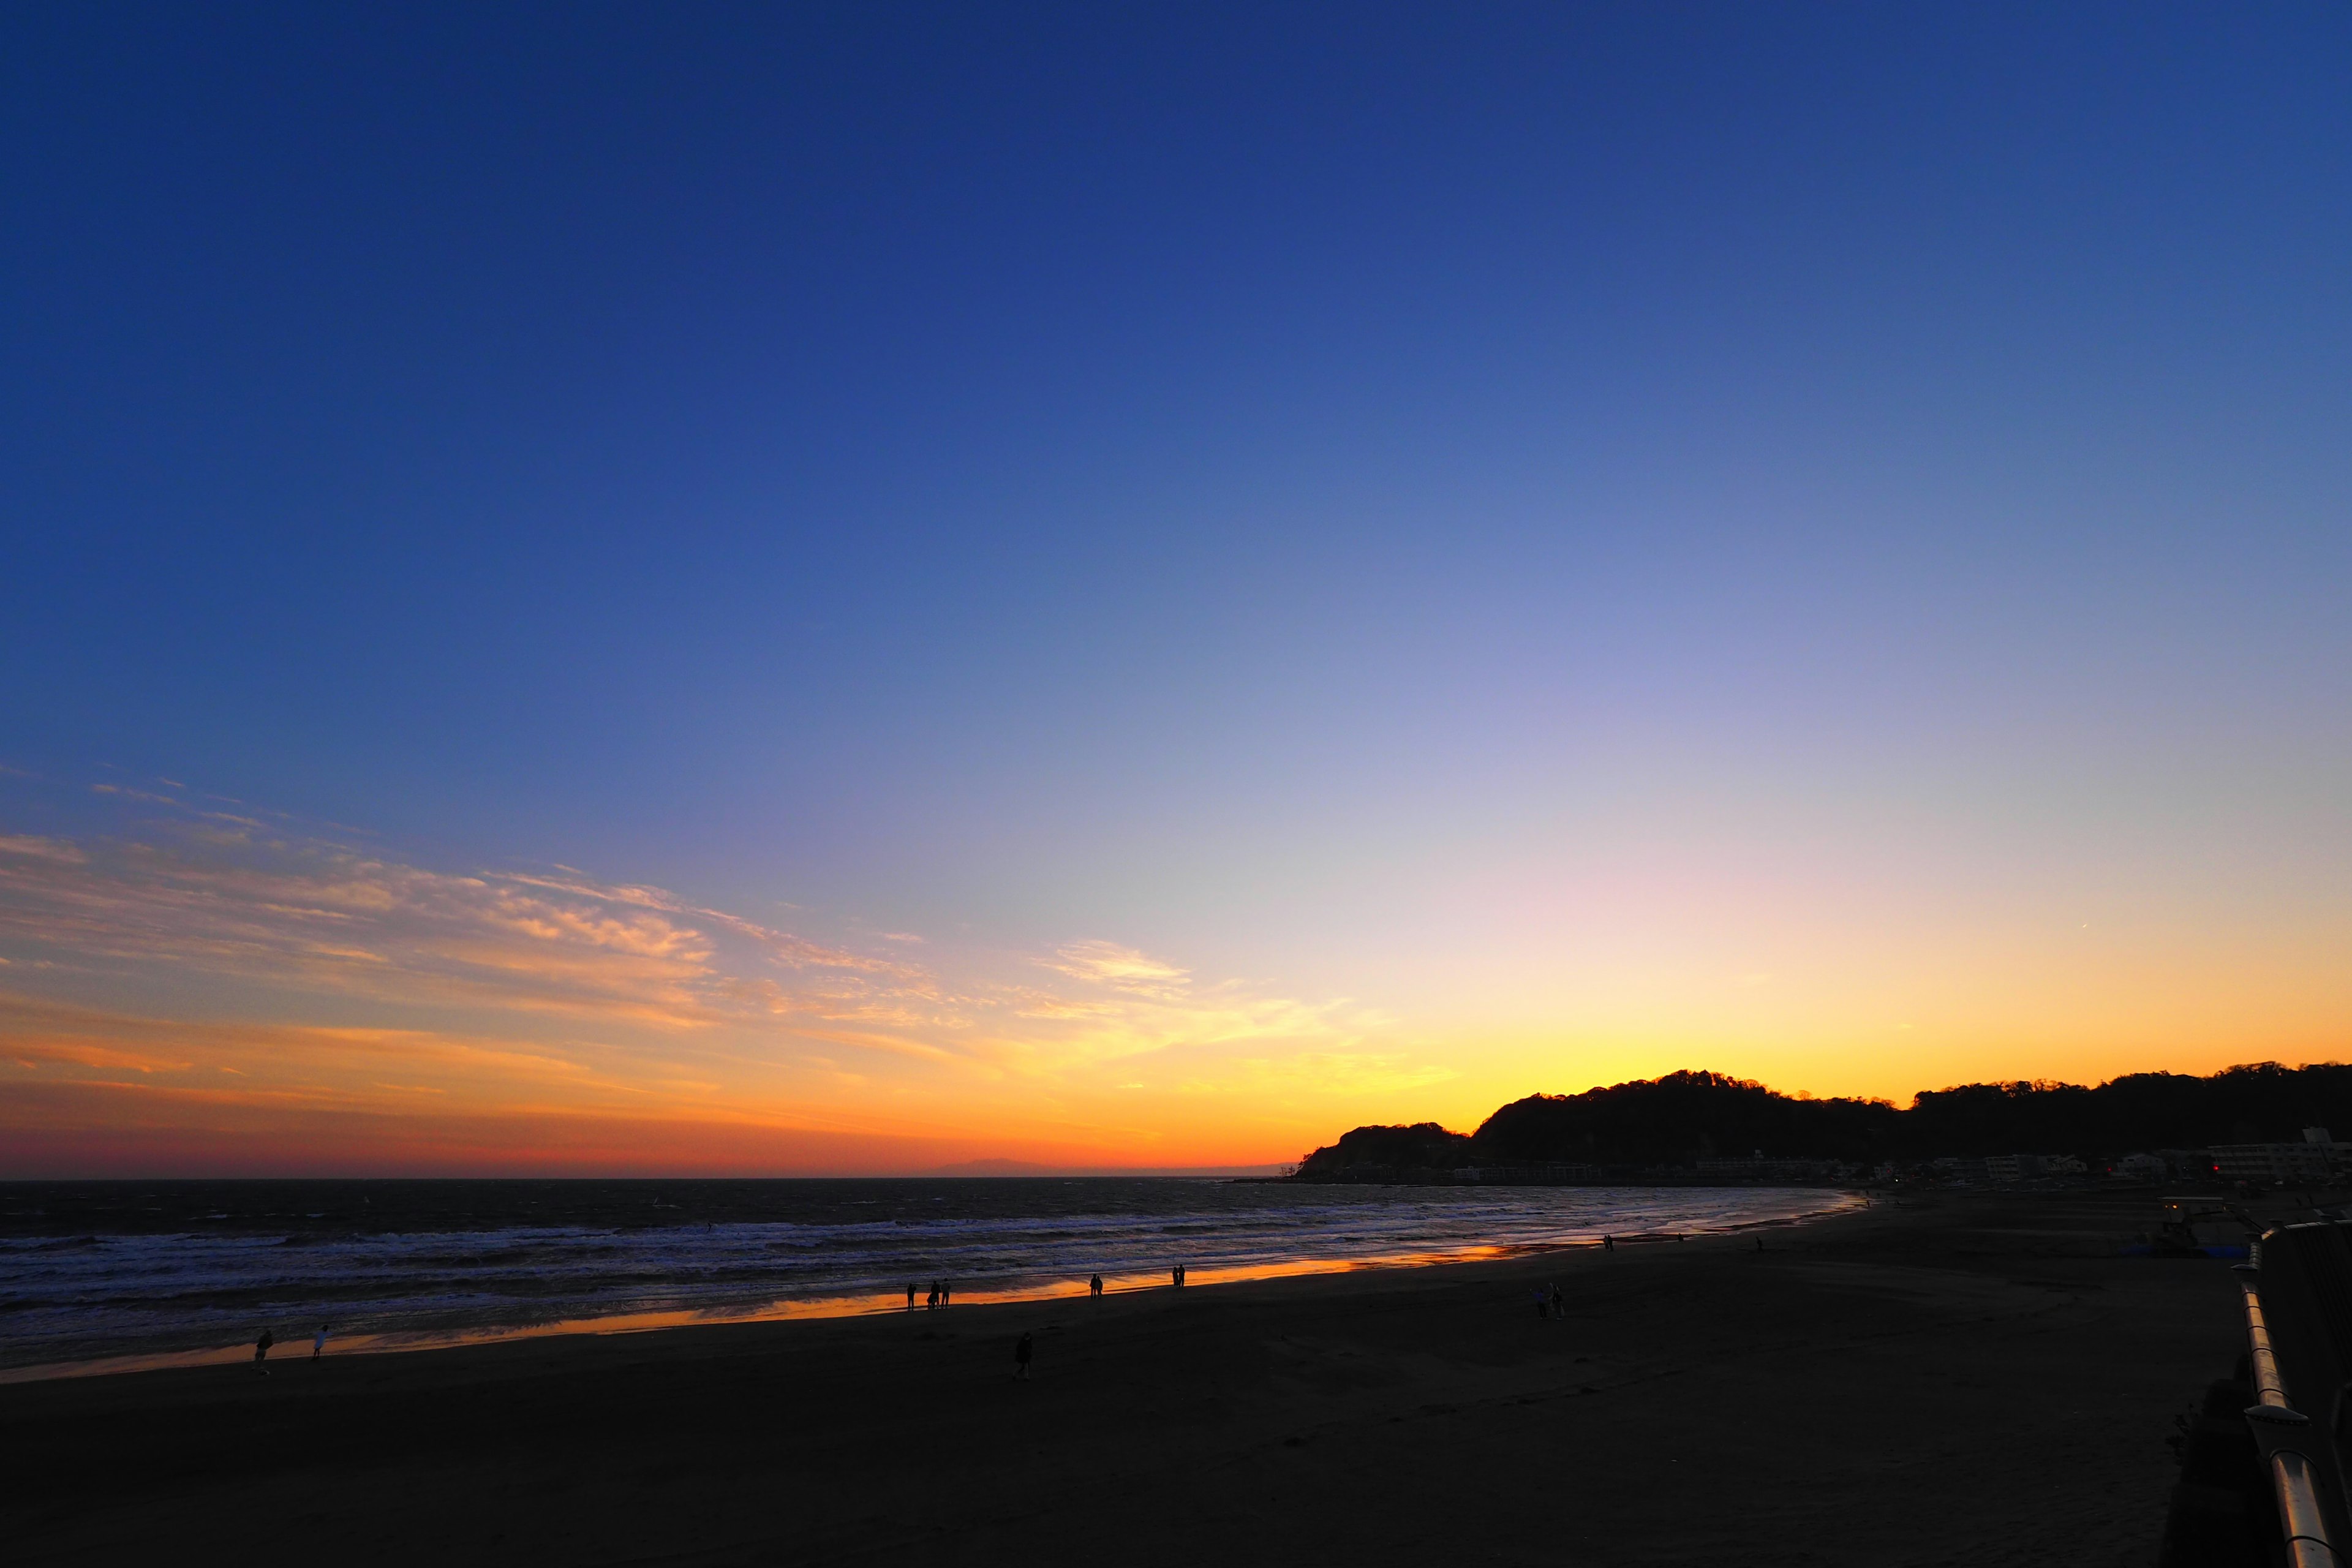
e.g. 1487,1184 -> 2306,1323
0,1189 -> 2239,1566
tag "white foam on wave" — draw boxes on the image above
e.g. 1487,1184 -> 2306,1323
0,1184 -> 1859,1377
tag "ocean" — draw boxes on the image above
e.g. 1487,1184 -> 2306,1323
0,1178 -> 1858,1379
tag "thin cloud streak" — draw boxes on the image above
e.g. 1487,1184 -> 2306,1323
0,815 -> 1434,1171
0,829 -> 924,1031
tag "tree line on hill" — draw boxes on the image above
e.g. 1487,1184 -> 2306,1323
1291,1064 -> 2352,1177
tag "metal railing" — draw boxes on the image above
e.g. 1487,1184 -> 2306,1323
2247,1284 -> 2289,1407
2241,1279 -> 2345,1568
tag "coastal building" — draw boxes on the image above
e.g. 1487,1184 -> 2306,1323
1929,1153 -> 2092,1184
2211,1128 -> 2349,1186
1977,1154 -> 2086,1182
1449,1163 -> 1598,1185
1695,1156 -> 1839,1182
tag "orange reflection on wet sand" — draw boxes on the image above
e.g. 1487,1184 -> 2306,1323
0,1214 -> 1839,1385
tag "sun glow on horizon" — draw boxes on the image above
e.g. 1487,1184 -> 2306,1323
1,775 -> 2344,1176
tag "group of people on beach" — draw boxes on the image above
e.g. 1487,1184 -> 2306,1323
239,1218 -> 1755,1401
252,1323 -> 331,1374
1527,1233 -> 1630,1321
1085,1265 -> 1184,1295
249,1226 -> 1637,1390
911,1267 -> 1194,1311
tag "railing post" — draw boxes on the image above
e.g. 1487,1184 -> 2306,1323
2241,1280 -> 2346,1568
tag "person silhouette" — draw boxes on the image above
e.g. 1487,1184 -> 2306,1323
1014,1331 -> 1033,1381
1533,1286 -> 1547,1319
1602,1234 -> 1614,1253
941,1281 -> 951,1307
927,1283 -> 940,1310
1549,1283 -> 1562,1319
907,1282 -> 916,1311
253,1328 -> 274,1376
312,1324 -> 329,1360
1089,1273 -> 1102,1298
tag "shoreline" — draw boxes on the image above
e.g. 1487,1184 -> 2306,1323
0,1188 -> 1867,1385
2,1188 -> 2235,1564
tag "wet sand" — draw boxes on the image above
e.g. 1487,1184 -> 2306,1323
1,1189 -> 2237,1566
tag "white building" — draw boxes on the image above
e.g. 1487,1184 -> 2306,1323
2211,1128 -> 2348,1186
1981,1153 -> 2087,1182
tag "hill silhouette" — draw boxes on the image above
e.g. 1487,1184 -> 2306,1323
1294,1063 -> 2352,1178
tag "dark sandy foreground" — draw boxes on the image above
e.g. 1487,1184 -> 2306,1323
1,1191 -> 2241,1566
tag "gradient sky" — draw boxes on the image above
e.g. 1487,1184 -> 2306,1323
3,4 -> 2347,1174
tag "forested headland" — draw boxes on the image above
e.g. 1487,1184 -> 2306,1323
1292,1064 -> 2352,1180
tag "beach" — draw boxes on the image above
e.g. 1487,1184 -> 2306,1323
0,1177 -> 1853,1374
1,1188 -> 2236,1565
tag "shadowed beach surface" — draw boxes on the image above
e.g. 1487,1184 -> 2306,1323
2,1190 -> 2235,1566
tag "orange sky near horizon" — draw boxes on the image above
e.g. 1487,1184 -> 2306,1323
2,805 -> 2345,1177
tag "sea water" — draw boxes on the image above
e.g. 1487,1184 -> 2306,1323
0,1178 -> 1858,1378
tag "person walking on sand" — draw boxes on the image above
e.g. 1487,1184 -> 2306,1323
254,1328 -> 274,1376
312,1324 -> 329,1360
1014,1331 -> 1033,1381
1532,1286 -> 1547,1320
1549,1283 -> 1563,1319
907,1282 -> 916,1311
927,1283 -> 939,1310
1090,1273 -> 1102,1298
941,1281 -> 951,1307
1602,1234 -> 1614,1253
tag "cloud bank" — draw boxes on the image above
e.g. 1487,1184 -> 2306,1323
0,800 -> 1438,1173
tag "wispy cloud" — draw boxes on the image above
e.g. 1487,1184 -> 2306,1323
0,822 -> 955,1035
0,834 -> 88,865
1044,939 -> 1192,998
0,798 -> 1441,1170
0,837 -> 729,1027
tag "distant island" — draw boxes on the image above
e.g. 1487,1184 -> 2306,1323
1290,1063 -> 2352,1184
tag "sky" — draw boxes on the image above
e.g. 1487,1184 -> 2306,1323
2,3 -> 2347,1175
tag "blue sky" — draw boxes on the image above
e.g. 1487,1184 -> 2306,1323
2,4 -> 2346,1170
